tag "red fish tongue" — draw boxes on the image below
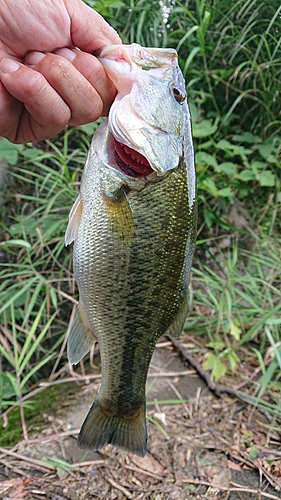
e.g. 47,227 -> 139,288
113,137 -> 153,177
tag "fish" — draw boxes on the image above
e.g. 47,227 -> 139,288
65,43 -> 197,457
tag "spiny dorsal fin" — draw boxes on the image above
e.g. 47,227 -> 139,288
65,193 -> 82,246
67,303 -> 97,365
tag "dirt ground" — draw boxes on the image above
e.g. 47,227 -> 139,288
1,335 -> 281,499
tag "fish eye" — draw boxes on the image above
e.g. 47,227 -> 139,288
172,87 -> 186,104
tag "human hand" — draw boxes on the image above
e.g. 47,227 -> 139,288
0,0 -> 121,143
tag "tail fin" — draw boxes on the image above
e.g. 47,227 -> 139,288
78,397 -> 147,457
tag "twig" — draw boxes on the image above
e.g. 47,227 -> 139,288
0,447 -> 55,472
168,336 -> 271,408
166,380 -> 190,415
149,369 -> 195,378
256,448 -> 281,458
231,448 -> 281,492
181,478 -> 280,499
18,373 -> 28,443
124,464 -> 163,480
40,369 -> 194,389
71,460 -> 105,467
0,459 -> 32,478
155,341 -> 173,348
40,374 -> 101,386
28,429 -> 79,443
168,336 -> 223,395
106,476 -> 134,499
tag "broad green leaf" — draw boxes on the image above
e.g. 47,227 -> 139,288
257,170 -> 276,187
259,141 -> 274,159
0,138 -> 19,165
0,372 -> 18,400
227,351 -> 240,372
206,340 -> 226,350
251,161 -> 267,171
231,145 -> 252,156
77,122 -> 97,136
203,208 -> 215,228
266,154 -> 279,165
229,319 -> 242,340
203,353 -> 227,381
217,187 -> 233,199
203,352 -> 217,370
215,162 -> 237,176
193,119 -> 218,138
21,147 -> 45,159
236,170 -> 255,181
195,151 -> 218,168
9,216 -> 38,237
249,446 -> 258,459
216,139 -> 232,150
233,132 -> 261,144
217,140 -> 252,156
202,178 -> 219,196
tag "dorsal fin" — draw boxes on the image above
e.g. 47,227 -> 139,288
65,193 -> 82,246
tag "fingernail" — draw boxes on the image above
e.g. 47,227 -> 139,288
54,48 -> 77,62
0,58 -> 20,74
25,51 -> 46,66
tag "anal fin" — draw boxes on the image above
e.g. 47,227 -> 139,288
67,303 -> 97,365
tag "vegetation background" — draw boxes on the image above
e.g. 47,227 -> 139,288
0,0 -> 280,440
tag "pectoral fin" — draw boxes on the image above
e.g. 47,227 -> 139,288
65,193 -> 82,246
67,303 -> 97,365
104,189 -> 135,243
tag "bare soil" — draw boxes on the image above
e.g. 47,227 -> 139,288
1,335 -> 281,499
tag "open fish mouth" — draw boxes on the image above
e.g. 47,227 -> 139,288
113,137 -> 154,178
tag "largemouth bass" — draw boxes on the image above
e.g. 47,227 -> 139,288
65,43 -> 197,457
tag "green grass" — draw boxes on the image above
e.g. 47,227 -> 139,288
0,127 -> 95,415
0,0 -> 280,426
187,237 -> 281,382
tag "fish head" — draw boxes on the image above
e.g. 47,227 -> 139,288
97,44 -> 191,178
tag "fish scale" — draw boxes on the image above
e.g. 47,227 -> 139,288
65,44 -> 197,456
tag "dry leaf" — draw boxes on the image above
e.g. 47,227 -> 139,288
130,453 -> 164,475
0,478 -> 32,499
227,459 -> 242,472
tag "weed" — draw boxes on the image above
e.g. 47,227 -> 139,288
0,129 -> 92,417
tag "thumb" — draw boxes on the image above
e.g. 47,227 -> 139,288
66,0 -> 121,52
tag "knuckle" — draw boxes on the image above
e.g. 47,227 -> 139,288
88,59 -> 105,82
69,98 -> 103,126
